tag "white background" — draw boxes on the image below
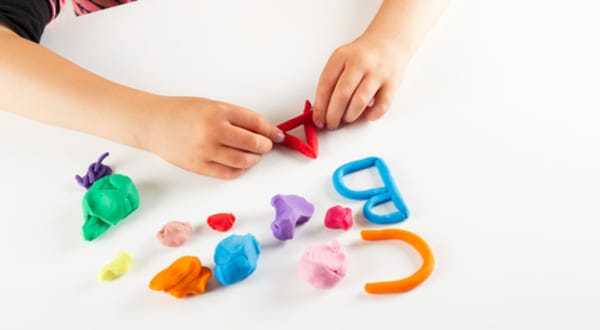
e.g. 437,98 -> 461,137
1,0 -> 599,329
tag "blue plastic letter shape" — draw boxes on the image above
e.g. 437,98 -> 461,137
332,157 -> 409,225
213,234 -> 261,285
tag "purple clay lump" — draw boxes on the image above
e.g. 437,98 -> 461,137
270,194 -> 314,240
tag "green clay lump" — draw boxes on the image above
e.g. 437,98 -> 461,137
82,174 -> 140,241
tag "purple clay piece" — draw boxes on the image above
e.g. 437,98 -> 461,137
270,194 -> 315,241
75,152 -> 113,189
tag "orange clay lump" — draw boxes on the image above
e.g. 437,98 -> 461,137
360,229 -> 435,294
149,256 -> 212,298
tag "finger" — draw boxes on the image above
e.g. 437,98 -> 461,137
205,162 -> 247,180
326,68 -> 364,129
344,75 -> 380,123
212,146 -> 262,170
221,124 -> 273,154
364,83 -> 396,121
228,106 -> 284,143
313,51 -> 345,129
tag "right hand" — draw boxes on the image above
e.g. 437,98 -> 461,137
143,96 -> 283,179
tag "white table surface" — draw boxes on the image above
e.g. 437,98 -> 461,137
1,0 -> 599,329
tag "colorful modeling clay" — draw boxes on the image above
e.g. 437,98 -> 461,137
75,152 -> 113,189
360,229 -> 434,294
333,157 -> 409,225
324,205 -> 353,230
270,194 -> 314,240
276,100 -> 318,159
156,221 -> 193,247
213,234 -> 260,285
149,256 -> 212,298
99,251 -> 133,281
299,240 -> 347,288
207,213 -> 236,232
82,174 -> 140,241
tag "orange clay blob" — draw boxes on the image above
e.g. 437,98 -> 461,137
360,229 -> 434,294
149,256 -> 212,298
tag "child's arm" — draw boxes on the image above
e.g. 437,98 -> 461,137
313,0 -> 448,129
0,24 -> 283,179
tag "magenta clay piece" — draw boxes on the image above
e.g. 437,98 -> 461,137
324,205 -> 353,230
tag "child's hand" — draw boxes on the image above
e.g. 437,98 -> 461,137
144,97 -> 284,179
313,33 -> 411,130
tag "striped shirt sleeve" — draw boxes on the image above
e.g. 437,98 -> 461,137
0,0 -> 64,42
0,0 -> 135,42
48,0 -> 67,21
73,0 -> 135,16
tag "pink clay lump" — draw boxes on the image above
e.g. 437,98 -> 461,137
157,221 -> 193,247
299,240 -> 348,288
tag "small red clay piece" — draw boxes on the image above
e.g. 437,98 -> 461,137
324,205 -> 353,230
207,213 -> 236,232
277,100 -> 319,159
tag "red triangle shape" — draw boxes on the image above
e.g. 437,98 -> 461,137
276,100 -> 319,159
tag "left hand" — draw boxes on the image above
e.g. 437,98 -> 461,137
313,33 -> 411,130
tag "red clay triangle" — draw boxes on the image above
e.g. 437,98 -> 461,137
276,100 -> 319,159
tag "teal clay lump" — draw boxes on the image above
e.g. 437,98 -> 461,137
82,174 -> 140,241
214,234 -> 260,285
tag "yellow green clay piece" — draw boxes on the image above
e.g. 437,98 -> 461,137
82,174 -> 140,241
99,252 -> 133,281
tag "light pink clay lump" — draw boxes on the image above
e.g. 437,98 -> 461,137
156,221 -> 193,247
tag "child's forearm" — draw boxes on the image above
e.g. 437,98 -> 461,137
364,0 -> 448,55
0,24 -> 284,178
0,25 -> 157,150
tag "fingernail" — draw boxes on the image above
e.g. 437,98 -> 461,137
368,98 -> 375,107
315,120 -> 324,129
276,131 -> 285,143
